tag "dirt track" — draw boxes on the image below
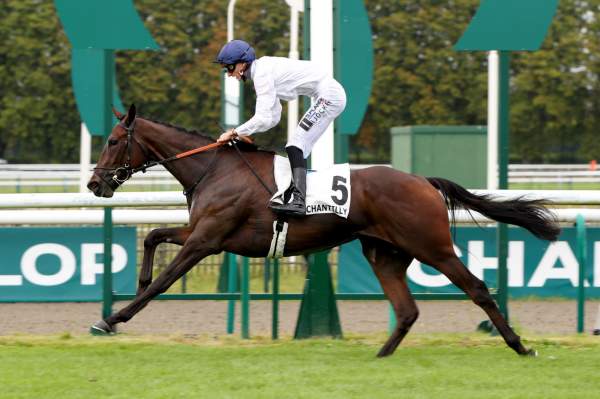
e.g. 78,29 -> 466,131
1,300 -> 599,336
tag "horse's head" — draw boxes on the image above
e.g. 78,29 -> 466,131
87,104 -> 148,197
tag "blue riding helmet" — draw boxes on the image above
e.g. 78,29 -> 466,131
215,40 -> 256,65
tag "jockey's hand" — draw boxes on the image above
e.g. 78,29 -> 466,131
217,129 -> 237,143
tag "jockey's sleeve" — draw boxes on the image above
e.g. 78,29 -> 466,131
235,64 -> 281,136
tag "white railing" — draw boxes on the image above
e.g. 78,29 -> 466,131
1,164 -> 599,190
0,190 -> 599,225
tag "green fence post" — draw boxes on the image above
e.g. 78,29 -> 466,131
241,257 -> 250,339
218,252 -> 240,293
294,251 -> 342,339
102,206 -> 113,319
388,304 -> 396,333
272,258 -> 280,340
101,49 -> 114,321
264,258 -> 271,293
226,253 -> 237,334
496,50 -> 511,322
576,214 -> 587,333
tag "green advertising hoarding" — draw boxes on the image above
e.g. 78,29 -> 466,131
339,227 -> 599,298
0,227 -> 136,302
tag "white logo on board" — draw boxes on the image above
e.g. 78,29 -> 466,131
0,243 -> 128,286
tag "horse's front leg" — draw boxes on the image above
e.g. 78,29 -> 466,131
137,226 -> 192,296
92,224 -> 227,333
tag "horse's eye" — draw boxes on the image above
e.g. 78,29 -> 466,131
108,138 -> 118,146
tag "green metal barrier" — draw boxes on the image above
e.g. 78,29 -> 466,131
226,253 -> 237,335
271,259 -> 280,340
241,257 -> 250,339
576,214 -> 587,333
102,207 -> 113,319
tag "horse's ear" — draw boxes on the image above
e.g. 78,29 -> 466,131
112,106 -> 124,121
124,104 -> 136,127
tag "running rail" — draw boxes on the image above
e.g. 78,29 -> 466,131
0,208 -> 599,225
0,189 -> 599,208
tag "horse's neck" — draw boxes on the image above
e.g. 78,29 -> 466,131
138,120 -> 216,188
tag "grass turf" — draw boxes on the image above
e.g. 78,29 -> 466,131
1,333 -> 599,399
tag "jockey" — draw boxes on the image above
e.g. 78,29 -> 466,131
216,39 -> 347,216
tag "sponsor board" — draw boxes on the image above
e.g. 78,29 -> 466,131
339,227 -> 600,298
0,227 -> 136,301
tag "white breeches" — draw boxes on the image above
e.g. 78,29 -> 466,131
286,79 -> 347,158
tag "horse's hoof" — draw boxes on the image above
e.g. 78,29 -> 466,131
523,348 -> 538,357
376,347 -> 393,358
90,320 -> 116,336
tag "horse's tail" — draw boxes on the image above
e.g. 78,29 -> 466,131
426,177 -> 560,241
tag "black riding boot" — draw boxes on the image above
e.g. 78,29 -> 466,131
270,146 -> 307,216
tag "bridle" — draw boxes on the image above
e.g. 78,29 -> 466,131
93,119 -> 148,189
112,118 -> 141,183
94,118 -> 225,192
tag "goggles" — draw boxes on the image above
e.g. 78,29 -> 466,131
222,64 -> 236,73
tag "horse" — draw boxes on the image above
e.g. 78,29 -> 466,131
87,104 -> 560,357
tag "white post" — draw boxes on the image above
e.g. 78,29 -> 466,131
287,3 -> 300,142
487,51 -> 499,190
224,0 -> 241,128
79,123 -> 92,193
594,305 -> 600,334
309,0 -> 334,170
227,0 -> 236,41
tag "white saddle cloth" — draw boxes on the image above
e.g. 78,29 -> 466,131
270,155 -> 351,218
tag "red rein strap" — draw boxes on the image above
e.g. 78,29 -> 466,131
175,141 -> 225,160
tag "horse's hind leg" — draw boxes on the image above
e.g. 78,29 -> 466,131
138,226 -> 192,296
360,237 -> 418,357
422,252 -> 536,356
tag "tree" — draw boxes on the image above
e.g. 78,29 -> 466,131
578,0 -> 600,162
511,0 -> 597,163
0,0 -> 598,165
0,0 -> 79,162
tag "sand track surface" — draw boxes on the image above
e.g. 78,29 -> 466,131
1,300 -> 598,336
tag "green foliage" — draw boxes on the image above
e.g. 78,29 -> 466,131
0,0 -> 79,162
511,0 -> 599,163
0,0 -> 598,163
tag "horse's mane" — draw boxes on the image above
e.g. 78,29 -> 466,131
144,117 -> 216,142
143,117 -> 271,154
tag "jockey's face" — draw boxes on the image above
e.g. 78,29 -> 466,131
222,62 -> 246,81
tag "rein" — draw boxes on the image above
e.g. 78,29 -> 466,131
232,143 -> 274,196
130,140 -> 226,175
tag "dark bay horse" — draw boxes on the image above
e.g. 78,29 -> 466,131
88,104 -> 560,357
